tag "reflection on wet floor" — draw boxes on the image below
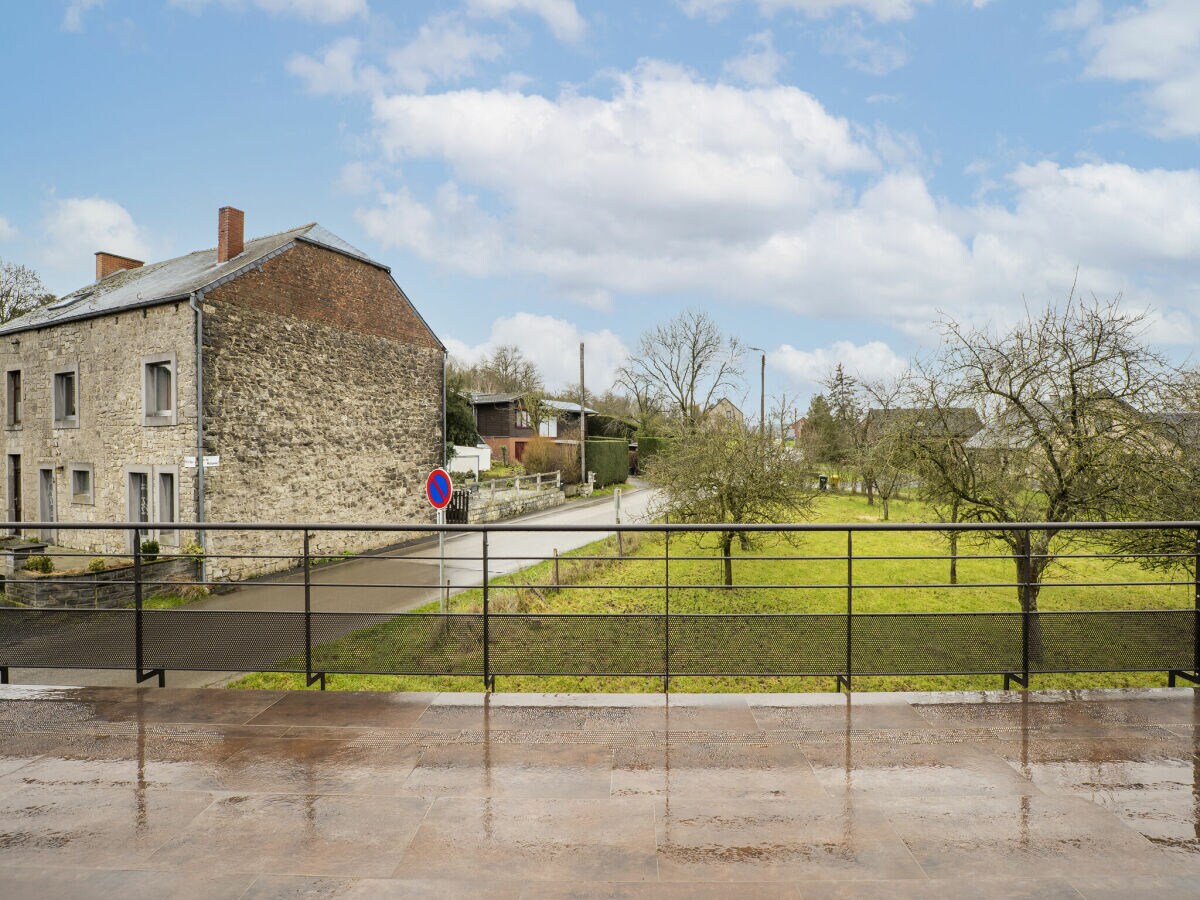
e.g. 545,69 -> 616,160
0,685 -> 1198,896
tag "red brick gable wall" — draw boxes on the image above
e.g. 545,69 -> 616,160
207,240 -> 441,350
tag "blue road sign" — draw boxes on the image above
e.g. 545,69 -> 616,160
426,468 -> 453,510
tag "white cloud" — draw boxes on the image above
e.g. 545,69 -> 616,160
62,0 -> 103,32
0,216 -> 17,241
446,312 -> 630,390
770,340 -> 907,387
822,17 -> 908,74
346,61 -> 1200,341
386,16 -> 504,93
290,18 -> 504,96
169,0 -> 367,24
42,197 -> 150,273
1062,0 -> 1200,137
288,37 -> 362,95
679,0 -> 931,23
466,0 -> 586,42
723,31 -> 785,86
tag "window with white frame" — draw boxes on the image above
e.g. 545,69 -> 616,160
142,354 -> 176,425
69,464 -> 94,505
53,366 -> 78,427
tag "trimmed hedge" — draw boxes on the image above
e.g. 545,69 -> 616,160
636,435 -> 671,461
585,438 -> 629,487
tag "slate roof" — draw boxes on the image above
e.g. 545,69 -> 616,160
0,223 -> 387,337
468,393 -> 598,415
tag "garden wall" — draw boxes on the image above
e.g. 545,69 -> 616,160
6,557 -> 199,609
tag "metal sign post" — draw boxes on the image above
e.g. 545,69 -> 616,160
425,468 -> 454,615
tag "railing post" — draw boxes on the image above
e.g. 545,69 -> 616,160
482,530 -> 492,691
1021,528 -> 1030,689
133,527 -> 164,687
663,524 -> 670,694
1194,528 -> 1199,677
303,530 -> 324,690
838,530 -> 853,693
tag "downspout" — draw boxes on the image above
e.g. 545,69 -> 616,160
188,290 -> 207,585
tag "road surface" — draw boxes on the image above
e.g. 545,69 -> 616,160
6,484 -> 658,688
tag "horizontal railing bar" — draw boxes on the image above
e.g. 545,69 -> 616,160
3,607 -> 1189,617
8,519 -> 1200,533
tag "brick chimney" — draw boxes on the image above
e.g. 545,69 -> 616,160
217,206 -> 244,263
95,251 -> 143,281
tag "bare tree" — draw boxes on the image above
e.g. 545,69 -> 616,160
615,364 -> 666,435
622,309 -> 742,430
768,391 -> 800,445
0,259 -> 54,324
858,375 -> 913,521
645,419 -> 815,586
910,294 -> 1183,660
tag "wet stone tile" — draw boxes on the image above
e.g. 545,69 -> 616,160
248,692 -> 436,729
580,697 -> 759,733
654,797 -> 925,883
802,741 -> 1041,799
0,782 -> 216,869
876,793 -> 1183,879
1069,874 -> 1200,898
0,865 -> 253,899
97,688 -> 286,725
525,883 -> 801,898
413,703 -> 590,731
0,732 -> 251,792
394,797 -> 658,883
403,743 -> 613,798
214,738 -> 423,795
146,793 -> 432,877
750,698 -> 934,733
243,874 -> 519,898
909,699 -> 1121,732
1074,694 -> 1200,728
798,876 -> 1082,899
611,742 -> 827,801
0,733 -> 66,779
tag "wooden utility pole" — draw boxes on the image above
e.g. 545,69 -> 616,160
579,342 -> 587,482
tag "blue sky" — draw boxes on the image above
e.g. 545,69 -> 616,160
3,0 -> 1199,406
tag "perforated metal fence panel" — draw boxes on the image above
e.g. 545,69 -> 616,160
1033,610 -> 1194,673
0,608 -> 136,669
488,614 -> 665,675
142,610 -> 308,672
668,614 -> 847,675
851,612 -> 1023,675
310,612 -> 485,675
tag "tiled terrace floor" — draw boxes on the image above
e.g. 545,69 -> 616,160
1,686 -> 1200,897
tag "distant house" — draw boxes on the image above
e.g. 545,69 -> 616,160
704,397 -> 744,427
865,407 -> 984,443
791,417 -> 807,443
470,393 -> 597,464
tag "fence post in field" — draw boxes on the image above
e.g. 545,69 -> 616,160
553,548 -> 559,589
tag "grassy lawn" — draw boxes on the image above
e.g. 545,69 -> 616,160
231,492 -> 1195,694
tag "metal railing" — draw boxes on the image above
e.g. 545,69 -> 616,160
1,519 -> 1198,691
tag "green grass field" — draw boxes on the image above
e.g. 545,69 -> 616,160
231,492 -> 1196,694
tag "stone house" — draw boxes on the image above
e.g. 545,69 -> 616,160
704,397 -> 744,428
0,207 -> 444,580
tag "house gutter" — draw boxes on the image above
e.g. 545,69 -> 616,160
188,290 -> 207,585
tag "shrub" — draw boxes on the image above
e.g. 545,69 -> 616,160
180,540 -> 204,562
140,539 -> 160,562
585,438 -> 629,487
24,555 -> 54,574
521,437 -> 560,475
87,558 -> 107,573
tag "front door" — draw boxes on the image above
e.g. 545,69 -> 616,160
128,471 -> 150,550
38,468 -> 55,543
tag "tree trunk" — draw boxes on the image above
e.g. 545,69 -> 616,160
948,531 -> 958,585
721,533 -> 734,587
865,477 -> 874,504
881,496 -> 890,521
1014,534 -> 1045,667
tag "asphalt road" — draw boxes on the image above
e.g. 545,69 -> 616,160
6,484 -> 658,688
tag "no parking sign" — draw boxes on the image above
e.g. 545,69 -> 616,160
426,468 -> 453,510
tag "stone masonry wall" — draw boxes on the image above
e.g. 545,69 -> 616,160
0,303 -> 199,556
201,242 -> 443,580
6,556 -> 199,608
468,486 -> 565,524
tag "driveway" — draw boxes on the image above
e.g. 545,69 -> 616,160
6,483 -> 658,688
